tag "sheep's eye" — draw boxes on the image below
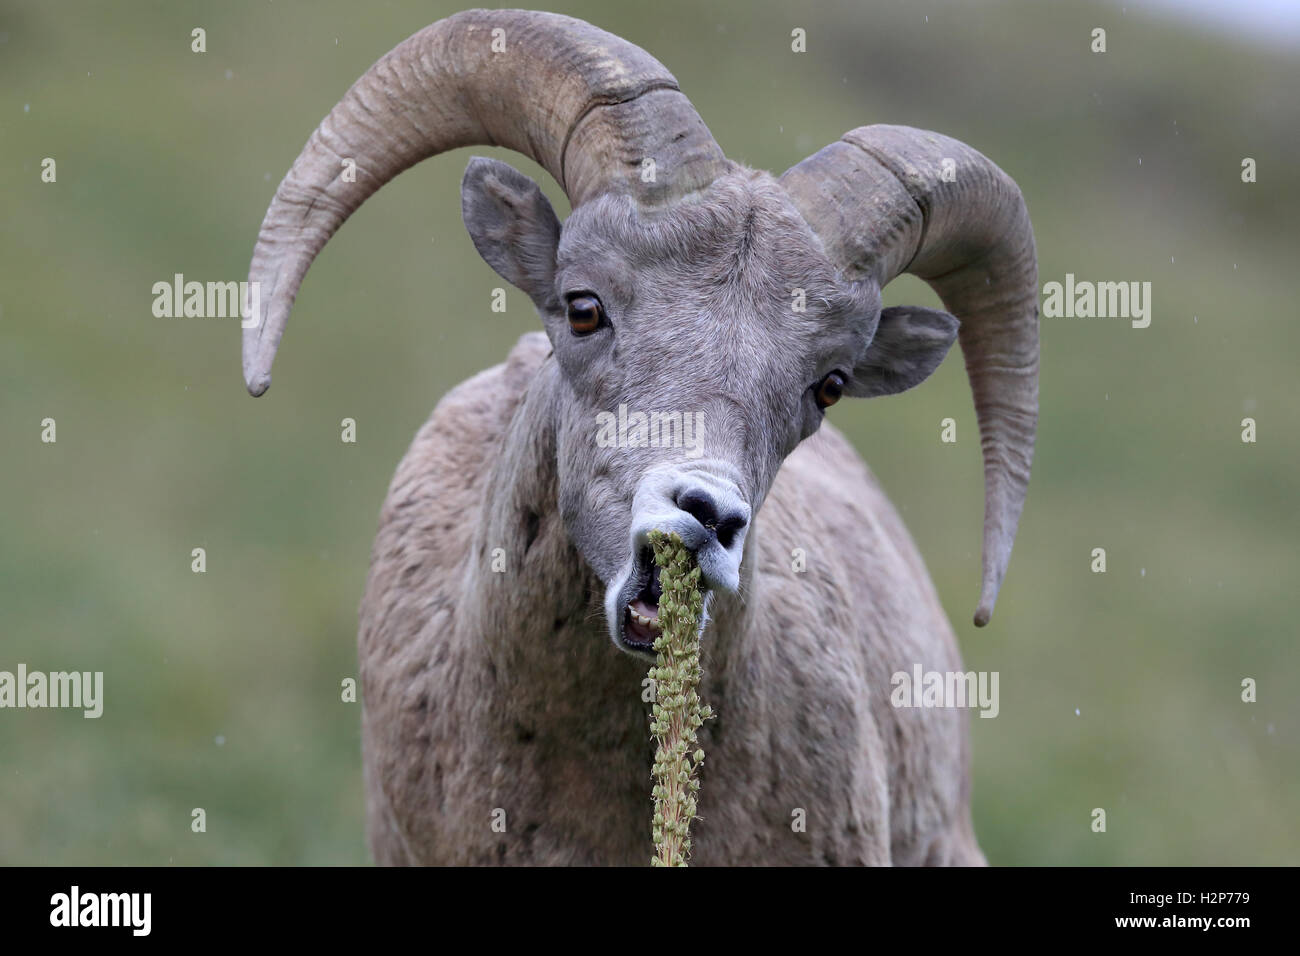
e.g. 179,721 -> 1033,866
566,294 -> 605,335
814,371 -> 846,410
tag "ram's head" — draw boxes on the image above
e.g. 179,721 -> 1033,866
242,10 -> 1038,656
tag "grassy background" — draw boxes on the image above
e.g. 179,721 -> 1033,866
1,0 -> 1296,864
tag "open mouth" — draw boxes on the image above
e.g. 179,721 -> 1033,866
622,551 -> 663,652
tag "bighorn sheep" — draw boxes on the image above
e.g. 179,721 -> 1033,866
242,9 -> 1037,865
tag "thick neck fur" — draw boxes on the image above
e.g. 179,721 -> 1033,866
459,356 -> 760,798
464,360 -> 647,721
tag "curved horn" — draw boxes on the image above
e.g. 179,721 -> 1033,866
780,125 -> 1038,627
242,9 -> 728,395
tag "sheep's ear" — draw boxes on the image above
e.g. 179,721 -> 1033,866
848,305 -> 960,398
461,157 -> 561,309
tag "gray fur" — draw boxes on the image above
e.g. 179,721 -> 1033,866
357,159 -> 982,865
239,10 -> 1038,867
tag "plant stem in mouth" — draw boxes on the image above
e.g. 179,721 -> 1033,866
647,530 -> 713,867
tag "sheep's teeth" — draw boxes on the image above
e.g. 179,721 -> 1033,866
627,605 -> 661,630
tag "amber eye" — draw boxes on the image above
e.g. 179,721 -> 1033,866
814,371 -> 846,410
566,294 -> 605,335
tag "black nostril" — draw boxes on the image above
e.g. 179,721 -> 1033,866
677,488 -> 748,549
715,514 -> 746,550
677,489 -> 719,531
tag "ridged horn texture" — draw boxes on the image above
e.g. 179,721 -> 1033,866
242,8 -> 728,396
780,125 -> 1039,626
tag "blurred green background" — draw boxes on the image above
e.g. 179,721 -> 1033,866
2,0 -> 1296,864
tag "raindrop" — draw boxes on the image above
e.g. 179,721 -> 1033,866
215,735 -> 226,747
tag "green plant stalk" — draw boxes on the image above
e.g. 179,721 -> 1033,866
647,530 -> 714,867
